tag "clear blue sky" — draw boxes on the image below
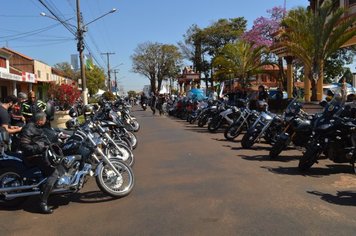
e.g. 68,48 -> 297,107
1,0 -> 311,91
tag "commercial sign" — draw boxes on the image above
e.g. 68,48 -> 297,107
0,71 -> 22,81
22,72 -> 36,83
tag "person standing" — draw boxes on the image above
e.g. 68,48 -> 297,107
10,92 -> 27,127
0,95 -> 22,135
257,85 -> 268,111
340,77 -> 347,102
275,87 -> 284,113
21,91 -> 46,123
150,92 -> 157,115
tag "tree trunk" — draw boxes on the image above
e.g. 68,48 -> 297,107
150,79 -> 156,95
278,58 -> 286,90
310,79 -> 317,101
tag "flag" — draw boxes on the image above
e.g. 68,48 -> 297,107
86,57 -> 94,70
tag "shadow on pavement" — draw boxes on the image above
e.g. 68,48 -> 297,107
262,164 -> 354,177
0,191 -> 116,214
307,190 -> 356,206
239,154 -> 299,163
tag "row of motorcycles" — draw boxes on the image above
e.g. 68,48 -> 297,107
173,95 -> 356,173
0,98 -> 140,208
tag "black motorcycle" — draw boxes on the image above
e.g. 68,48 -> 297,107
269,98 -> 314,158
298,98 -> 356,171
0,126 -> 135,207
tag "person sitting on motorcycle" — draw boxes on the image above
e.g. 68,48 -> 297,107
141,93 -> 148,107
19,112 -> 59,214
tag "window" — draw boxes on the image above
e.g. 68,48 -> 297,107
46,73 -> 49,81
37,70 -> 41,78
0,57 -> 6,68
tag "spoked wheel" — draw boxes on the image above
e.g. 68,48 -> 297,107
0,168 -> 27,208
224,122 -> 243,141
105,142 -> 135,167
130,120 -> 140,132
241,129 -> 259,149
96,159 -> 135,198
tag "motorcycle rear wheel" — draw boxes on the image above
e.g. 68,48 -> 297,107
96,159 -> 135,198
0,168 -> 27,208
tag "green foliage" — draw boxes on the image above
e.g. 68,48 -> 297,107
131,42 -> 182,93
213,41 -> 270,88
324,48 -> 356,83
102,91 -> 116,101
86,64 -> 106,96
281,0 -> 356,100
127,90 -> 137,98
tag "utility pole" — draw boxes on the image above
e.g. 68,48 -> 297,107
76,0 -> 88,105
101,52 -> 115,92
112,69 -> 119,96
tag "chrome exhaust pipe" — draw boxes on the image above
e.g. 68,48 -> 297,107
0,179 -> 46,193
3,188 -> 72,199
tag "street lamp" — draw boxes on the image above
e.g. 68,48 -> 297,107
40,0 -> 117,105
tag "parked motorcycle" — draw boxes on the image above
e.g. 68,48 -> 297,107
241,108 -> 283,149
207,104 -> 240,133
224,99 -> 259,141
0,127 -> 135,208
269,98 -> 313,158
298,97 -> 356,171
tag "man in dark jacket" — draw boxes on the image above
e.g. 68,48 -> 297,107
19,112 -> 58,214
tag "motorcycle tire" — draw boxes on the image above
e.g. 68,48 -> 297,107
241,130 -> 259,149
298,144 -> 320,171
0,168 -> 28,208
130,120 -> 140,132
105,142 -> 135,167
198,115 -> 208,127
269,140 -> 287,159
208,117 -> 222,133
96,159 -> 135,198
224,122 -> 243,141
126,131 -> 138,150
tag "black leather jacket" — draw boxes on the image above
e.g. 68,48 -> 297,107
19,123 -> 56,157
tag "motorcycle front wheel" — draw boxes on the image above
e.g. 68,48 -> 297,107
105,142 -> 135,167
96,159 -> 135,198
208,116 -> 222,133
241,129 -> 259,149
224,122 -> 243,141
298,144 -> 320,171
269,139 -> 287,159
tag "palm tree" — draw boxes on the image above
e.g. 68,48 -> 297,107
212,40 -> 271,89
281,0 -> 356,101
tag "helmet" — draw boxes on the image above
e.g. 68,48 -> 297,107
45,144 -> 64,167
65,118 -> 78,130
83,104 -> 94,116
18,92 -> 28,100
68,107 -> 78,118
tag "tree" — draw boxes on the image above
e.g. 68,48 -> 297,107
179,24 -> 209,88
127,90 -> 137,98
213,40 -> 270,88
131,42 -> 182,94
48,82 -> 81,110
86,64 -> 106,96
53,62 -> 78,80
281,0 -> 356,100
243,6 -> 287,87
324,47 -> 356,83
202,18 -> 247,87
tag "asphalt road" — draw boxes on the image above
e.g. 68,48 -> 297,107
1,107 -> 356,236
